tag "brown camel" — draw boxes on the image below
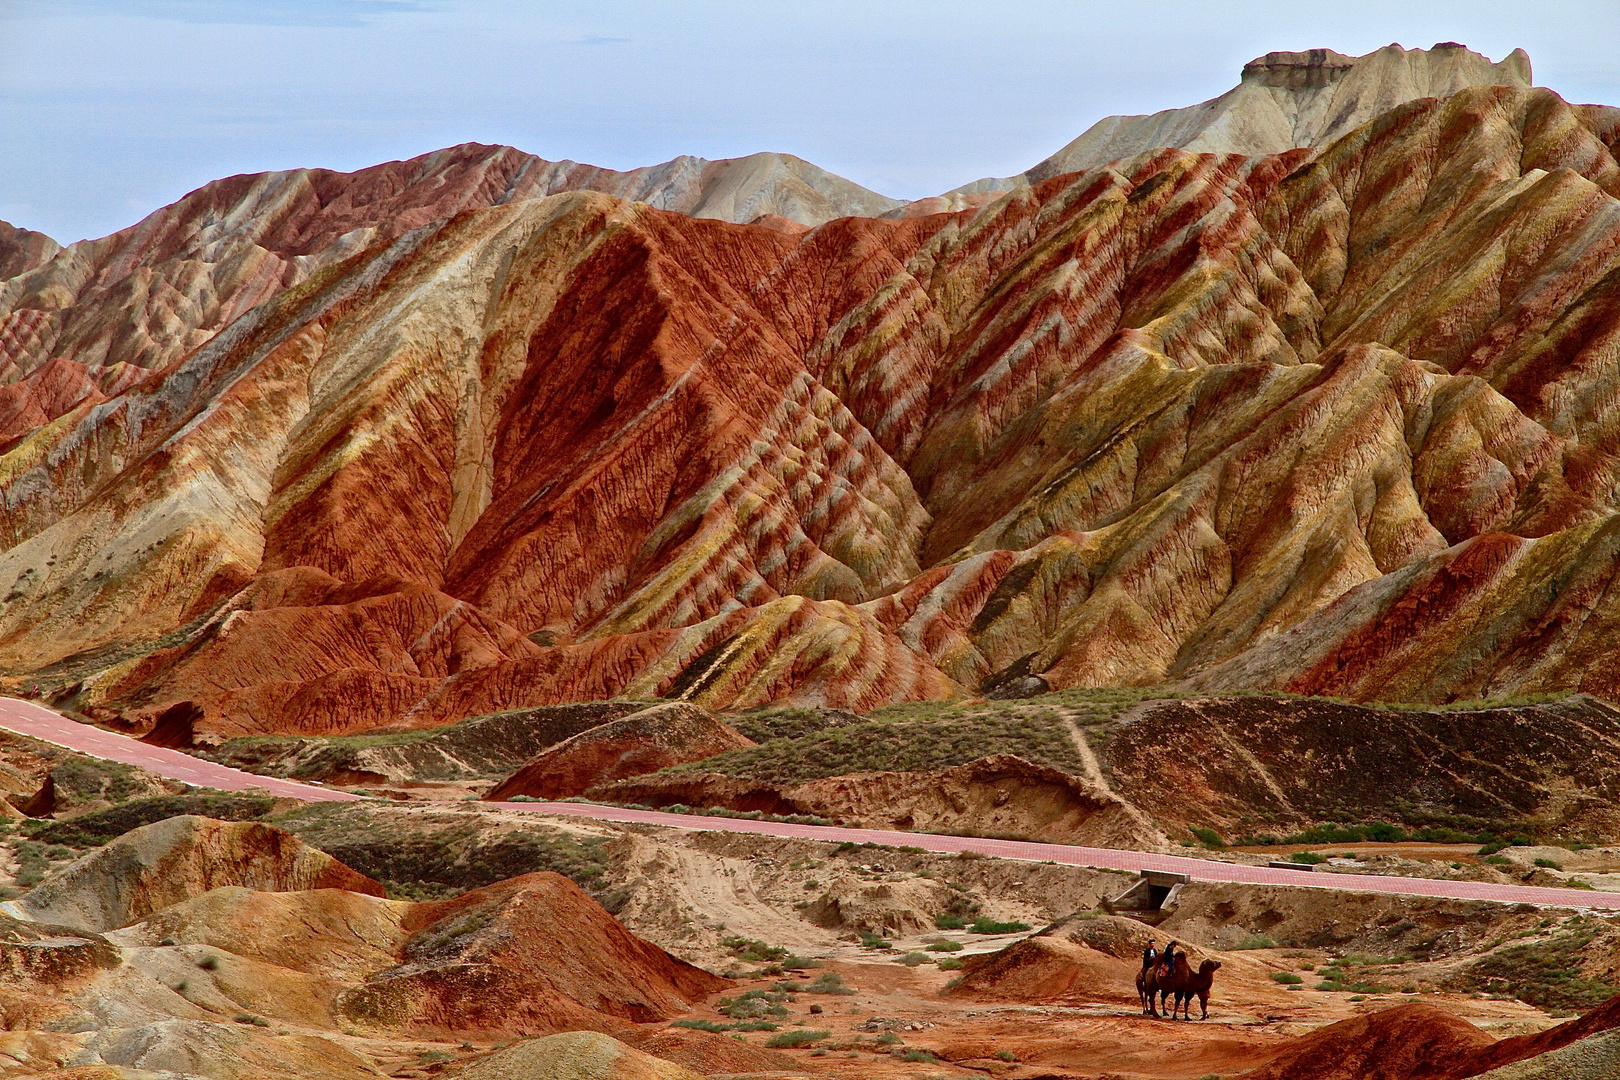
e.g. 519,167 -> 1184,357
1162,953 -> 1222,1019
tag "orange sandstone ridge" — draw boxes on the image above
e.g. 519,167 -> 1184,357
3,60 -> 1620,738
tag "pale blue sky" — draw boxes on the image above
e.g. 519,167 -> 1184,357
3,0 -> 1618,243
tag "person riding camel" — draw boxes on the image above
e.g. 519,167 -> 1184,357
1160,940 -> 1179,973
1142,939 -> 1158,972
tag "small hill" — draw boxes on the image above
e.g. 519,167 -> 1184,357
487,702 -> 754,800
340,871 -> 728,1035
1245,1003 -> 1497,1080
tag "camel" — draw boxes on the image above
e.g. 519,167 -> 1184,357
1161,953 -> 1222,1019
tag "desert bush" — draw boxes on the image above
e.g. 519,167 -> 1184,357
925,941 -> 963,952
901,952 -> 932,966
765,1030 -> 829,1048
1270,972 -> 1303,985
805,971 -> 854,995
937,957 -> 963,970
1232,936 -> 1277,950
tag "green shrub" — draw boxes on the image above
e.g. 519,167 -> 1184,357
1270,972 -> 1303,985
937,957 -> 963,970
1289,851 -> 1328,865
899,1049 -> 937,1063
721,937 -> 790,964
925,941 -> 963,952
858,932 -> 892,950
900,952 -> 932,966
805,971 -> 854,995
934,913 -> 966,931
671,1019 -> 729,1032
1192,826 -> 1225,848
765,1030 -> 829,1049
968,918 -> 1031,934
1232,935 -> 1276,950
1534,858 -> 1562,870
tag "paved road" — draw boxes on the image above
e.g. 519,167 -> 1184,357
2,697 -> 1616,911
0,697 -> 360,803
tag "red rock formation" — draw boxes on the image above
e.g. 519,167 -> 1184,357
341,871 -> 728,1036
4,80 -> 1620,733
485,702 -> 753,800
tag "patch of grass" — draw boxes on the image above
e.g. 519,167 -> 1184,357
1533,858 -> 1563,870
196,956 -> 219,971
996,1050 -> 1017,1062
670,1019 -> 729,1032
1232,936 -> 1277,950
1270,972 -> 1304,985
899,1049 -> 938,1063
858,932 -> 892,950
925,941 -> 963,952
11,839 -> 76,888
765,1030 -> 829,1049
660,705 -> 1094,784
26,793 -> 274,848
937,957 -> 963,970
805,971 -> 855,995
968,918 -> 1031,934
725,706 -> 861,743
934,913 -> 965,931
721,937 -> 790,964
1288,851 -> 1328,865
273,804 -> 626,910
900,952 -> 933,966
1464,930 -> 1620,1010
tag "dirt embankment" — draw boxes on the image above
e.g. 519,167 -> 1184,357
209,700 -> 653,783
1106,695 -> 1620,840
601,753 -> 1167,848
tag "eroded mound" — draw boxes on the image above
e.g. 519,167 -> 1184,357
946,935 -> 1137,1002
628,1027 -> 798,1075
456,1031 -> 702,1080
14,816 -> 383,932
76,1018 -> 381,1080
1247,1003 -> 1497,1080
487,703 -> 754,801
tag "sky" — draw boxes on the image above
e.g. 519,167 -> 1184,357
3,0 -> 1619,243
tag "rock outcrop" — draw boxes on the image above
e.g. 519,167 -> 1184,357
486,703 -> 754,800
4,60 -> 1620,728
12,817 -> 383,931
951,43 -> 1533,193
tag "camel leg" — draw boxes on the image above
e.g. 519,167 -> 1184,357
1199,990 -> 1210,1019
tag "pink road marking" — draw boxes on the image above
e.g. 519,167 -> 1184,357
1,697 -> 1614,910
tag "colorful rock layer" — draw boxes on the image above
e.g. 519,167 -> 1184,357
4,83 -> 1620,737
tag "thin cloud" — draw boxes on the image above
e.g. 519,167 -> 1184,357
67,1 -> 437,28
